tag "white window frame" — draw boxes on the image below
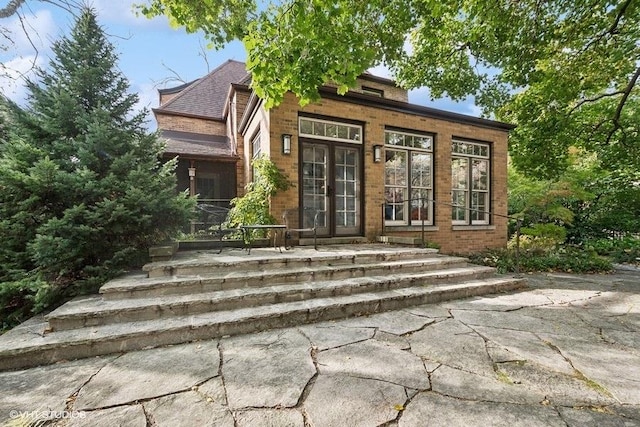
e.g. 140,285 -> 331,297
299,117 -> 362,144
384,130 -> 434,226
451,139 -> 491,226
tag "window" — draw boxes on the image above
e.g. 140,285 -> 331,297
299,117 -> 362,144
251,133 -> 261,180
196,173 -> 220,201
451,140 -> 490,225
362,86 -> 384,97
384,130 -> 433,225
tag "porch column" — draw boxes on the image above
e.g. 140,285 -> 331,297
188,160 -> 196,197
188,160 -> 196,234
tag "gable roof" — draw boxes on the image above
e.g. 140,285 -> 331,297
155,60 -> 249,120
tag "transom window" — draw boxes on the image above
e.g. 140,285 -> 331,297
384,130 -> 433,225
451,139 -> 490,225
299,117 -> 362,144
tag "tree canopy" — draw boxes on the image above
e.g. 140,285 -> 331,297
140,0 -> 640,179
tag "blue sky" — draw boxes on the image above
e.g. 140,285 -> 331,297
0,0 -> 480,129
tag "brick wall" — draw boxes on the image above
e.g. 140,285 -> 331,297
266,92 -> 509,254
159,92 -> 179,106
156,114 -> 227,135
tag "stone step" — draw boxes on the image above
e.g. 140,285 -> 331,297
0,276 -> 526,371
46,265 -> 493,331
142,247 -> 440,278
101,255 -> 469,300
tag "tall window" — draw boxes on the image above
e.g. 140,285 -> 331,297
451,140 -> 490,225
384,130 -> 433,225
251,133 -> 261,180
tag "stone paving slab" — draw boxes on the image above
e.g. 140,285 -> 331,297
0,356 -> 114,422
318,339 -> 429,390
220,329 -> 315,410
297,322 -> 374,350
399,392 -> 567,426
74,340 -> 219,410
409,318 -> 496,377
234,409 -> 304,427
144,390 -> 234,427
68,405 -> 146,427
304,374 -> 406,426
0,270 -> 639,427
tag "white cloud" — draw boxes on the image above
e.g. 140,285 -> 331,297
0,55 -> 44,105
368,63 -> 393,80
92,0 -> 171,29
3,9 -> 57,56
130,81 -> 159,130
0,8 -> 57,106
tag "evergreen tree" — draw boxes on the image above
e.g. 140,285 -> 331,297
0,8 -> 193,327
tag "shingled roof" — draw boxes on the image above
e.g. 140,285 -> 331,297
155,60 -> 249,120
160,130 -> 237,159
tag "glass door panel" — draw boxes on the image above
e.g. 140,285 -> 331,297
301,142 -> 362,236
302,144 -> 329,235
334,146 -> 360,235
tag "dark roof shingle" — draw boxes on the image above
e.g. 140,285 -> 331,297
160,130 -> 236,159
156,60 -> 249,119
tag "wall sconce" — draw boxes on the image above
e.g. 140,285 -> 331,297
282,134 -> 292,155
188,167 -> 196,180
373,145 -> 382,163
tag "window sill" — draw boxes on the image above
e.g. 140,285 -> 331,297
452,225 -> 496,231
384,225 -> 439,232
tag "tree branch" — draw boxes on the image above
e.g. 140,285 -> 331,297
568,90 -> 625,115
582,0 -> 632,53
605,65 -> 640,143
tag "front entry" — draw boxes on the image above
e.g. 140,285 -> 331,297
301,142 -> 362,237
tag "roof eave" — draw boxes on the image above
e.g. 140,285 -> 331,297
318,87 -> 515,131
153,108 -> 225,122
238,92 -> 261,135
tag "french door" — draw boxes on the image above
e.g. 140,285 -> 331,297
301,142 -> 362,236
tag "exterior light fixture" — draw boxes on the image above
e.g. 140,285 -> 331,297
188,167 -> 196,179
282,134 -> 292,155
373,145 -> 382,163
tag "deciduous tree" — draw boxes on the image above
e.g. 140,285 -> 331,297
140,0 -> 640,178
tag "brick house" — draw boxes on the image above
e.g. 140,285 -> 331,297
154,60 -> 514,253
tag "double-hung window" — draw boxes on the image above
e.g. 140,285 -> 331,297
451,140 -> 490,225
384,130 -> 433,225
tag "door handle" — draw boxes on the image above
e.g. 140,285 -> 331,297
326,185 -> 333,196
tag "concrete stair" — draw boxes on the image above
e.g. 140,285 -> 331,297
0,245 -> 526,371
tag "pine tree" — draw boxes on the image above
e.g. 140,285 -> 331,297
0,8 -> 194,326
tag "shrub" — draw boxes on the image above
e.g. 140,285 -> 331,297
469,245 -> 612,274
0,9 -> 194,332
586,237 -> 640,264
227,156 -> 291,239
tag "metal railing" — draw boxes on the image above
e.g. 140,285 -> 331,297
189,199 -> 233,235
381,197 -> 523,276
